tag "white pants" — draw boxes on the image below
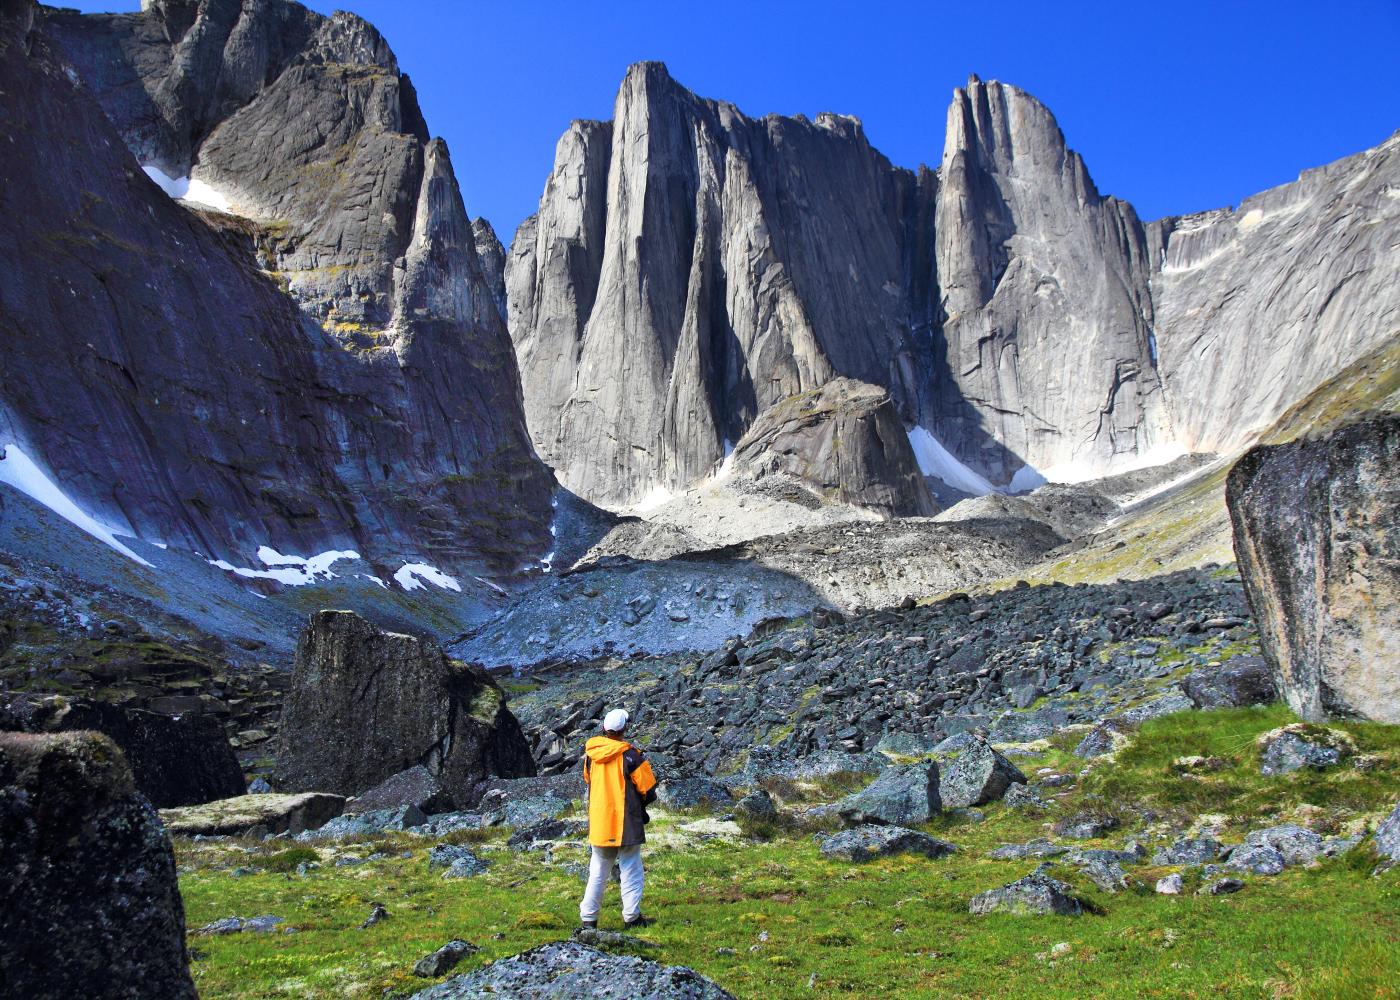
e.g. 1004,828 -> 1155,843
580,844 -> 644,922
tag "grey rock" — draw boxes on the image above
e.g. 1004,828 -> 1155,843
507,818 -> 588,849
407,941 -> 736,999
441,856 -> 491,880
160,792 -> 346,838
1376,802 -> 1400,860
1184,655 -> 1277,709
968,872 -> 1082,917
248,777 -> 273,794
360,903 -> 389,929
1258,730 -> 1344,776
656,778 -> 733,811
1054,813 -> 1119,840
1002,783 -> 1048,809
1074,856 -> 1131,893
1228,416 -> 1400,723
0,732 -> 197,998
986,839 -> 1067,861
275,611 -> 534,804
1155,873 -> 1184,895
413,939 -> 479,978
1153,838 -> 1224,866
875,731 -> 944,756
938,738 -> 1025,808
428,844 -> 487,873
1114,689 -> 1195,725
1073,720 -> 1131,759
300,805 -> 427,841
1242,824 -> 1327,866
349,766 -> 453,816
1225,845 -> 1286,876
733,789 -> 777,821
1204,877 -> 1245,896
837,762 -> 941,825
819,825 -> 958,863
726,379 -> 937,518
199,915 -> 284,935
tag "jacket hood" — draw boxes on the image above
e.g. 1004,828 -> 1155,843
584,735 -> 631,764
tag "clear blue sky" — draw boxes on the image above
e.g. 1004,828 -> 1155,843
67,1 -> 1400,241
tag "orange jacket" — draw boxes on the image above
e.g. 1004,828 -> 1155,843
582,735 -> 657,848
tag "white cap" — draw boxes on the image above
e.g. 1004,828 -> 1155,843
604,708 -> 629,733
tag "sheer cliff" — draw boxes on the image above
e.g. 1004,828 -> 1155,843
510,65 -> 1399,511
0,0 -> 553,582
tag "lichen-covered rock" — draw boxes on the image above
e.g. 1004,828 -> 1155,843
726,379 -> 937,518
819,825 -> 958,863
1184,655 -> 1277,709
1256,725 -> 1354,776
1225,845 -> 1286,876
1153,838 -> 1224,866
349,765 -> 453,815
1375,802 -> 1400,860
274,611 -> 534,803
413,939 -> 480,978
837,761 -> 941,825
656,778 -> 733,811
161,791 -> 346,837
969,872 -> 1082,916
1,696 -> 243,807
1228,416 -> 1400,723
0,731 -> 196,998
1073,719 -> 1132,759
408,941 -> 736,999
938,738 -> 1025,808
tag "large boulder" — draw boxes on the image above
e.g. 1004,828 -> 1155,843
968,871 -> 1082,917
161,791 -> 346,837
1227,416 -> 1400,722
274,612 -> 535,804
408,941 -> 736,999
1184,655 -> 1277,709
1,696 -> 244,807
837,762 -> 941,825
1375,802 -> 1400,860
726,378 -> 939,518
349,765 -> 453,815
938,738 -> 1026,808
819,825 -> 958,863
0,731 -> 197,998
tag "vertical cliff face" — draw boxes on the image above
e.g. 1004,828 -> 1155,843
1150,131 -> 1400,451
507,63 -> 927,510
509,68 -> 1177,510
931,77 -> 1169,484
0,0 -> 552,579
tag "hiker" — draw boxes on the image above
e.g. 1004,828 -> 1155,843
580,708 -> 657,929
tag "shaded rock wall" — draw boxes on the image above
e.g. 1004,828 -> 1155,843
275,611 -> 535,803
0,730 -> 197,998
0,0 -> 551,580
1227,415 -> 1400,723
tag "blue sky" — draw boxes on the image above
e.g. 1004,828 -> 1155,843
68,1 -> 1400,240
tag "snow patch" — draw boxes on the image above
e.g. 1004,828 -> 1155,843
1008,462 -> 1048,493
360,574 -> 388,588
0,444 -> 154,567
209,546 -> 358,586
907,426 -> 998,496
473,575 -> 508,596
141,164 -> 236,213
394,562 -> 462,593
1238,208 -> 1265,230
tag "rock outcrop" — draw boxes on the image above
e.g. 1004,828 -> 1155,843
1228,416 -> 1400,723
511,63 -> 1400,511
0,731 -> 197,998
160,790 -> 346,836
0,696 -> 244,807
1,0 -> 551,583
727,379 -> 937,517
408,941 -> 737,999
274,611 -> 535,802
508,62 -> 930,509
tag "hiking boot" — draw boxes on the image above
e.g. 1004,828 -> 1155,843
624,914 -> 654,928
579,919 -> 597,931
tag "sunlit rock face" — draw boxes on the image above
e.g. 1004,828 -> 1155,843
1,0 -> 552,581
512,65 -> 1400,510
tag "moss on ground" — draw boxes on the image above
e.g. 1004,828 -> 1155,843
176,708 -> 1400,999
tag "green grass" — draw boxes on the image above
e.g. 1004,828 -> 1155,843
177,709 -> 1400,999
